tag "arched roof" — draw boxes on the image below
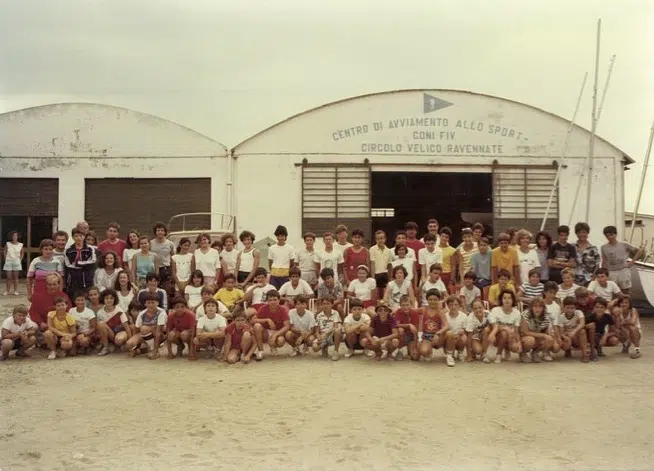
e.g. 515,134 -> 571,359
232,88 -> 633,163
0,102 -> 228,158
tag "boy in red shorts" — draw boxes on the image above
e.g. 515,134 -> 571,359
165,297 -> 196,359
224,309 -> 256,364
394,295 -> 421,360
361,302 -> 399,361
251,290 -> 290,360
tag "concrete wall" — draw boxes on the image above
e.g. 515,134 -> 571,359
0,103 -> 230,233
233,89 -> 628,247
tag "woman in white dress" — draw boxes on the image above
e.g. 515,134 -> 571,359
191,233 -> 220,288
94,251 -> 122,292
171,237 -> 193,293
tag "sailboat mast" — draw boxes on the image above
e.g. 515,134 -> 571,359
629,120 -> 654,244
585,18 -> 602,222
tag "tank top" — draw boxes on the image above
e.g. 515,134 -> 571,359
343,247 -> 369,282
117,289 -> 135,312
135,252 -> 156,279
220,249 -> 238,274
239,248 -> 255,272
172,253 -> 193,282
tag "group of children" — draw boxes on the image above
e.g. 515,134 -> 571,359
0,219 -> 645,364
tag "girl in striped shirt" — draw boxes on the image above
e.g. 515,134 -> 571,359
518,268 -> 544,306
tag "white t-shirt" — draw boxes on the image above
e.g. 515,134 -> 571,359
195,301 -> 228,319
556,284 -> 580,301
465,312 -> 488,336
69,307 -> 96,331
1,315 -> 38,334
392,258 -> 415,282
545,301 -> 561,327
421,279 -> 447,306
489,307 -> 521,327
448,312 -> 468,334
220,249 -> 238,274
418,247 -> 443,269
279,279 -> 314,298
193,248 -> 221,278
344,312 -> 371,327
587,280 -> 621,302
116,290 -> 135,313
247,283 -> 277,305
518,249 -> 541,285
97,306 -> 129,325
289,309 -> 317,332
335,242 -> 353,252
268,244 -> 296,270
348,278 -> 377,301
172,253 -> 193,282
387,279 -> 410,309
136,308 -> 168,327
5,242 -> 23,261
459,285 -> 481,311
557,310 -> 584,332
313,249 -> 344,272
197,314 -> 227,332
392,246 -> 417,261
296,249 -> 316,276
185,285 -> 203,309
123,248 -> 140,269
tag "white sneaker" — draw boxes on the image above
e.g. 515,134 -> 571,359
1,291 -> 7,296
482,355 -> 491,364
344,349 -> 354,358
97,347 -> 109,356
390,349 -> 399,359
494,354 -> 502,364
453,350 -> 460,361
380,350 -> 388,360
255,350 -> 264,361
364,349 -> 375,358
395,350 -> 404,361
446,354 -> 455,367
47,351 -> 57,360
289,348 -> 299,358
331,352 -> 340,361
270,347 -> 278,356
13,291 -> 19,296
543,352 -> 553,362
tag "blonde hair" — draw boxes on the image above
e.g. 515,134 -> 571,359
516,229 -> 532,243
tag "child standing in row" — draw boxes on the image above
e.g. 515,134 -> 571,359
3,231 -> 23,296
268,225 -> 296,289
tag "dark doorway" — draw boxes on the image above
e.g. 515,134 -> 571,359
371,172 -> 493,246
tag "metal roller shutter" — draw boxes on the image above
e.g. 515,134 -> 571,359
85,178 -> 211,237
492,164 -> 559,238
302,163 -> 371,243
0,178 -> 58,216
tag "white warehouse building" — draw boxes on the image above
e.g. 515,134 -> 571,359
233,89 -> 632,247
0,103 -> 230,264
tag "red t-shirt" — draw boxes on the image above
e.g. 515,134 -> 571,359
226,323 -> 251,348
255,304 -> 289,330
371,314 -> 397,337
97,239 -> 128,265
29,291 -> 72,324
406,239 -> 426,256
422,312 -> 443,334
343,247 -> 369,282
395,308 -> 421,328
166,310 -> 196,331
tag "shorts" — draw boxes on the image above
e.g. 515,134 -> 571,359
609,268 -> 632,290
237,271 -> 250,284
159,266 -> 172,283
475,279 -> 491,289
270,276 -> 289,290
440,273 -> 452,285
422,332 -> 435,342
3,259 -> 21,271
374,273 -> 389,290
10,338 -> 22,350
300,271 -> 318,287
403,332 -> 416,344
112,325 -> 125,334
319,328 -> 341,346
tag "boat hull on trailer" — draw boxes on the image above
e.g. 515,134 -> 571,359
630,261 -> 654,311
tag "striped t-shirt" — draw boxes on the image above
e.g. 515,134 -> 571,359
522,310 -> 551,333
521,282 -> 544,300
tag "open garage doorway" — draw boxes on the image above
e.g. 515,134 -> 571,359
371,171 -> 493,246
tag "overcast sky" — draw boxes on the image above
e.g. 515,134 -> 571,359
1,0 -> 653,213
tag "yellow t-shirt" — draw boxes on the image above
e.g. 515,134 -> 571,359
491,247 -> 519,272
214,287 -> 244,309
488,282 -> 516,305
48,311 -> 75,334
440,245 -> 456,273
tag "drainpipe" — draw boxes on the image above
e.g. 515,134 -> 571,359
226,149 -> 235,229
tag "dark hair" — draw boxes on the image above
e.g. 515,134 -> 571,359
320,295 -> 334,304
394,230 -> 407,239
461,228 -> 473,236
201,286 -> 215,295
203,298 -> 219,309
479,237 -> 490,245
618,295 -> 633,310
497,233 -> 510,243
303,232 -> 316,241
427,218 -> 439,226
289,266 -> 301,277
73,291 -> 86,300
114,271 -> 134,292
352,228 -> 365,237
100,289 -> 118,304
233,308 -> 247,320
171,296 -> 187,307
528,268 -> 541,278
395,243 -> 408,255
498,289 -> 516,306
223,273 -> 236,282
143,293 -> 159,303
221,233 -> 237,245
472,222 -> 484,232
54,296 -> 68,305
423,234 -> 436,243
191,270 -> 204,285
195,233 -> 211,244
53,230 -> 68,240
107,222 -> 120,231
439,227 -> 452,238
536,231 -> 553,248
128,300 -> 143,312
349,298 -> 363,308
595,267 -> 609,276
574,222 -> 590,234
392,265 -> 408,278
429,263 -> 442,273
557,225 -> 570,235
97,250 -> 119,269
295,294 -> 309,305
71,228 -> 84,237
399,294 -> 411,304
425,288 -> 442,300
322,231 -> 334,239
464,271 -> 476,281
562,296 -> 577,307
266,290 -> 281,300
543,281 -> 559,292
211,240 -> 223,250
320,268 -> 335,280
506,227 -> 518,238
176,237 -> 191,253
405,222 -> 419,231
274,225 -> 288,237
126,230 -> 140,249
446,294 -> 460,306
594,297 -> 608,307
239,230 -> 256,243
335,224 -> 348,234
145,272 -> 160,283
153,222 -> 168,236
497,269 -> 511,280
254,267 -> 268,278
39,238 -> 55,250
603,225 -> 618,236
85,231 -> 98,244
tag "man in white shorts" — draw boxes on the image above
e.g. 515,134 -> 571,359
600,226 -> 642,294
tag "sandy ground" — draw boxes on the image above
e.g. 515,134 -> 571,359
0,284 -> 653,471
